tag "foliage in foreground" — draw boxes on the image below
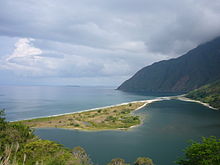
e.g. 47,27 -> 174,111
0,110 -> 153,165
0,110 -> 92,165
107,157 -> 154,165
134,157 -> 154,165
176,136 -> 220,165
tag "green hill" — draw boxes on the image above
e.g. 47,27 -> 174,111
118,36 -> 220,92
186,80 -> 220,110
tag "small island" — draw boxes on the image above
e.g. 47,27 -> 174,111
15,102 -> 147,131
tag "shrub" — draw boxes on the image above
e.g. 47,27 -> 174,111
176,136 -> 220,165
72,146 -> 93,165
107,158 -> 129,165
19,139 -> 78,164
134,157 -> 154,165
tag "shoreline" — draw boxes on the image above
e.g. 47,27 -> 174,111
44,101 -> 148,131
15,101 -> 150,131
10,100 -> 148,122
176,95 -> 218,110
11,98 -> 169,123
11,96 -> 217,131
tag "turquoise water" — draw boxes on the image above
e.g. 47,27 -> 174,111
35,100 -> 220,165
1,86 -> 220,165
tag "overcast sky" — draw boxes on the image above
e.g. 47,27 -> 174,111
0,0 -> 220,86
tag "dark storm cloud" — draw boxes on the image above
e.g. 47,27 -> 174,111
1,0 -> 220,53
0,0 -> 220,85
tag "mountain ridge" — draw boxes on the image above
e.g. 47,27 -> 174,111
118,36 -> 220,92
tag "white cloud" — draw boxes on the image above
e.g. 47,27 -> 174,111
6,38 -> 42,61
2,38 -> 54,76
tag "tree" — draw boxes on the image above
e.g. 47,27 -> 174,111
0,109 -> 8,153
107,158 -> 129,165
20,139 -> 75,164
72,146 -> 93,165
134,157 -> 154,165
176,136 -> 220,165
0,109 -> 93,165
0,109 -> 6,129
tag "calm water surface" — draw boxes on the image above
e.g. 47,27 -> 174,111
35,100 -> 220,165
0,86 -> 156,121
1,86 -> 219,165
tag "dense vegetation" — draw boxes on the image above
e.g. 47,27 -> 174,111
186,80 -> 220,109
118,36 -> 220,92
0,110 -> 154,165
0,110 -> 93,165
16,102 -> 145,131
177,136 -> 220,165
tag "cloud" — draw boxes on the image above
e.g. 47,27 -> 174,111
6,38 -> 42,61
2,38 -> 155,78
0,0 -> 220,85
1,38 -> 55,77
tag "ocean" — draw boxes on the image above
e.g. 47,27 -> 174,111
0,85 -> 155,121
1,85 -> 220,165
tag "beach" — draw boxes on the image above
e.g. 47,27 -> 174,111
12,95 -> 217,131
14,101 -> 148,131
177,96 -> 218,110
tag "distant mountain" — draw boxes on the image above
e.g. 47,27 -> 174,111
186,80 -> 220,110
118,36 -> 220,93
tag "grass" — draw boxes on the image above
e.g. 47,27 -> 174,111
14,102 -> 146,131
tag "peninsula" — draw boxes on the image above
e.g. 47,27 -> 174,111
15,102 -> 147,131
14,93 -> 218,132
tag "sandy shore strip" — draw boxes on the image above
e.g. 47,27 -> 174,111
14,101 -> 149,131
11,95 -> 216,123
11,95 -> 218,131
10,97 -> 169,122
176,96 -> 218,110
12,97 -> 173,131
10,100 -> 147,122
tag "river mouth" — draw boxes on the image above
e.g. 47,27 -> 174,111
35,99 -> 220,165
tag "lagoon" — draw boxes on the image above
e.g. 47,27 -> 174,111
35,100 -> 220,165
1,86 -> 220,165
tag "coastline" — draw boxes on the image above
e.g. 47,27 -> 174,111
176,96 -> 218,110
38,102 -> 146,131
15,101 -> 149,131
10,100 -> 148,123
12,96 -> 217,131
11,97 -> 170,123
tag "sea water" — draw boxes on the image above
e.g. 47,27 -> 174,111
0,85 -> 156,121
1,86 -> 220,165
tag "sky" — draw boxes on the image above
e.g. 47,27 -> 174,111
0,0 -> 220,86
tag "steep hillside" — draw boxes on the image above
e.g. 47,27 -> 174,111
118,37 -> 220,92
186,80 -> 220,110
